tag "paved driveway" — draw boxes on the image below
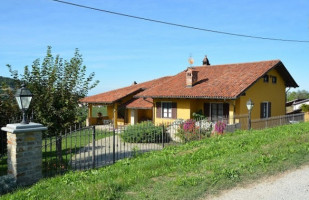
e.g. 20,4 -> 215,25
204,165 -> 309,200
70,135 -> 163,169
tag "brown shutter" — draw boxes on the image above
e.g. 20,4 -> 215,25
260,103 -> 264,118
268,102 -> 271,117
204,103 -> 210,118
156,102 -> 161,118
223,103 -> 229,119
172,102 -> 177,119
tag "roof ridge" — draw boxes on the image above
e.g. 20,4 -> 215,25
191,59 -> 281,68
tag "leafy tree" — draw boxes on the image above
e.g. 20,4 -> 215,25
301,104 -> 309,112
0,83 -> 19,125
7,46 -> 99,135
287,90 -> 309,102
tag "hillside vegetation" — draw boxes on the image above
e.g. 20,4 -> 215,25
2,122 -> 309,200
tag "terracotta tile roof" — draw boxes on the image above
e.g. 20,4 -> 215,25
80,76 -> 171,103
125,98 -> 153,109
136,60 -> 298,99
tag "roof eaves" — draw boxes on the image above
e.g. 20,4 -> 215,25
126,106 -> 152,109
113,88 -> 144,103
135,95 -> 237,100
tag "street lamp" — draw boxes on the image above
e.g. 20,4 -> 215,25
15,84 -> 33,124
246,99 -> 254,130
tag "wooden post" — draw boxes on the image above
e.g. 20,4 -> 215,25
113,103 -> 118,129
87,104 -> 93,126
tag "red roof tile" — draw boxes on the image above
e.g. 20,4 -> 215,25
125,98 -> 153,109
80,76 -> 171,103
136,60 -> 298,99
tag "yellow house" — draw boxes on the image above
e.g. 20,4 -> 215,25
80,76 -> 171,128
81,58 -> 298,127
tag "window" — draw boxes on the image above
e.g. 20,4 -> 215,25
260,102 -> 271,118
162,102 -> 172,118
272,76 -> 277,84
211,103 -> 224,121
263,75 -> 269,83
156,102 -> 177,119
204,103 -> 229,122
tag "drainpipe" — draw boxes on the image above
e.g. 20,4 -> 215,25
285,87 -> 291,114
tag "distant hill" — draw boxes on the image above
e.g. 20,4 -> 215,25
0,76 -> 16,95
0,76 -> 15,88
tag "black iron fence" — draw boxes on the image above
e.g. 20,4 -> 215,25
1,113 -> 306,178
42,122 -> 169,177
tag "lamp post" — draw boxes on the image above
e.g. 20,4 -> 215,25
246,99 -> 254,130
15,84 -> 33,124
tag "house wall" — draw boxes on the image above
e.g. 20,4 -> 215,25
127,109 -> 153,125
127,109 -> 132,124
107,105 -> 114,120
154,98 -> 235,124
138,109 -> 153,122
154,98 -> 191,124
237,68 -> 286,119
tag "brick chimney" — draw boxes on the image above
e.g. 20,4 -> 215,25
186,67 -> 198,87
202,55 -> 210,65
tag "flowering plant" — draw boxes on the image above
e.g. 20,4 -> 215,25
214,121 -> 226,134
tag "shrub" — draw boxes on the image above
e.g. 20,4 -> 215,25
192,110 -> 205,120
196,119 -> 213,133
177,119 -> 212,142
121,121 -> 168,143
301,104 -> 309,112
213,121 -> 226,135
183,119 -> 196,132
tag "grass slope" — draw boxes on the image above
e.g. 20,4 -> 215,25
2,122 -> 309,200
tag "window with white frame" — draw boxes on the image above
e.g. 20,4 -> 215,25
162,102 -> 172,118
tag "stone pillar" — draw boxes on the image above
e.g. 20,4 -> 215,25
1,123 -> 47,186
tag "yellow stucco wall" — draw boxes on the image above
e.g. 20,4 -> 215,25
127,109 -> 131,124
107,105 -> 114,120
138,109 -> 153,122
154,98 -> 235,124
238,68 -> 286,119
154,98 -> 191,124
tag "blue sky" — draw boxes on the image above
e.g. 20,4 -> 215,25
0,0 -> 308,96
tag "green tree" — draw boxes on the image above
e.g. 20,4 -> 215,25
287,90 -> 309,101
7,46 -> 99,135
0,83 -> 19,125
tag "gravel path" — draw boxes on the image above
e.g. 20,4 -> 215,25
204,165 -> 309,200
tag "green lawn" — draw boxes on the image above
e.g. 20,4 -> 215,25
2,122 -> 309,200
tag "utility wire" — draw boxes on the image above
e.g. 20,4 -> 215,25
51,0 -> 309,43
